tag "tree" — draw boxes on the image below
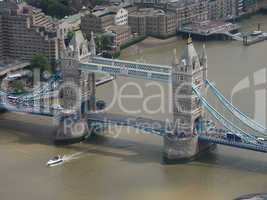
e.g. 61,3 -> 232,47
95,0 -> 104,5
102,35 -> 113,50
26,0 -> 71,19
95,34 -> 114,52
13,80 -> 25,93
26,0 -> 99,19
30,54 -> 52,73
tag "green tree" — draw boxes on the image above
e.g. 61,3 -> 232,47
67,31 -> 74,41
95,0 -> 104,5
95,34 -> 114,52
102,36 -> 111,50
13,80 -> 25,93
30,54 -> 52,73
26,0 -> 71,19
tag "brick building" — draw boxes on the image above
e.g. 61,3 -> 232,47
0,0 -> 60,63
128,8 -> 177,38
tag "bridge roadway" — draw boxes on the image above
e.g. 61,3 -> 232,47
87,112 -> 173,136
87,112 -> 267,153
199,135 -> 267,153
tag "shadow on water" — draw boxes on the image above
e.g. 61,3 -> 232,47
66,134 -> 163,164
191,147 -> 267,174
2,114 -> 267,174
0,117 -> 56,145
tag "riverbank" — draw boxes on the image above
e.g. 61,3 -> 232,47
120,13 -> 267,59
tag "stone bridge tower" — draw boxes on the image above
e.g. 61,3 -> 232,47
163,38 -> 212,162
55,43 -> 96,144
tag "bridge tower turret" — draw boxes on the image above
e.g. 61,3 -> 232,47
55,45 -> 96,144
163,38 -> 213,162
89,31 -> 96,58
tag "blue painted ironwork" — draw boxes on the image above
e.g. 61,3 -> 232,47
80,57 -> 172,82
205,79 -> 267,134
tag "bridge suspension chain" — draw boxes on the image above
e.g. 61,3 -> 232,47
205,80 -> 267,135
193,85 -> 260,144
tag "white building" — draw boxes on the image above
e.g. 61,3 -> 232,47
114,8 -> 128,26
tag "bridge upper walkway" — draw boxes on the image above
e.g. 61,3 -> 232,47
80,57 -> 172,82
205,80 -> 267,134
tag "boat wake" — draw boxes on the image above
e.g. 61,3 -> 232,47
62,152 -> 84,162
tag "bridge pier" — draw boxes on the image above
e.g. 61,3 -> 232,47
55,115 -> 88,144
164,38 -> 214,162
163,135 -> 215,162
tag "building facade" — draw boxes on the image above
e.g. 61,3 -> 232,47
57,9 -> 89,40
208,0 -> 238,20
0,15 -> 3,61
128,8 -> 177,38
81,6 -> 132,46
0,1 -> 60,63
81,10 -> 114,38
114,8 -> 128,25
106,25 -> 132,46
166,0 -> 209,29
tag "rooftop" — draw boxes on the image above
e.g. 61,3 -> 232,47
129,8 -> 175,17
106,25 -> 131,34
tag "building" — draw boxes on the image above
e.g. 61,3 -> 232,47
167,0 -> 209,29
243,0 -> 258,13
57,9 -> 89,40
106,25 -> 132,46
128,8 -> 177,38
0,15 -> 3,61
114,8 -> 128,25
81,10 -> 114,37
208,0 -> 238,20
132,0 -> 168,4
81,6 -> 129,38
0,0 -> 60,63
81,6 -> 132,47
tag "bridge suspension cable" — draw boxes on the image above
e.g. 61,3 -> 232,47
205,80 -> 267,135
193,85 -> 260,144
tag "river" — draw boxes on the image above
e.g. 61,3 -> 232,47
1,14 -> 267,200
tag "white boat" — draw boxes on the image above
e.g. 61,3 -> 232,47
257,137 -> 266,142
46,155 -> 64,166
251,30 -> 263,36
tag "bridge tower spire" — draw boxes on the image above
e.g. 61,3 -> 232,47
89,31 -> 96,57
164,39 -> 213,162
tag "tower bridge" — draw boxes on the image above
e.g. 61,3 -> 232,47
0,34 -> 267,162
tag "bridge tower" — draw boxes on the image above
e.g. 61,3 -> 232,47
55,43 -> 96,144
163,38 -> 213,161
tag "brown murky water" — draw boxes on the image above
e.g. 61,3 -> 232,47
1,14 -> 267,200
